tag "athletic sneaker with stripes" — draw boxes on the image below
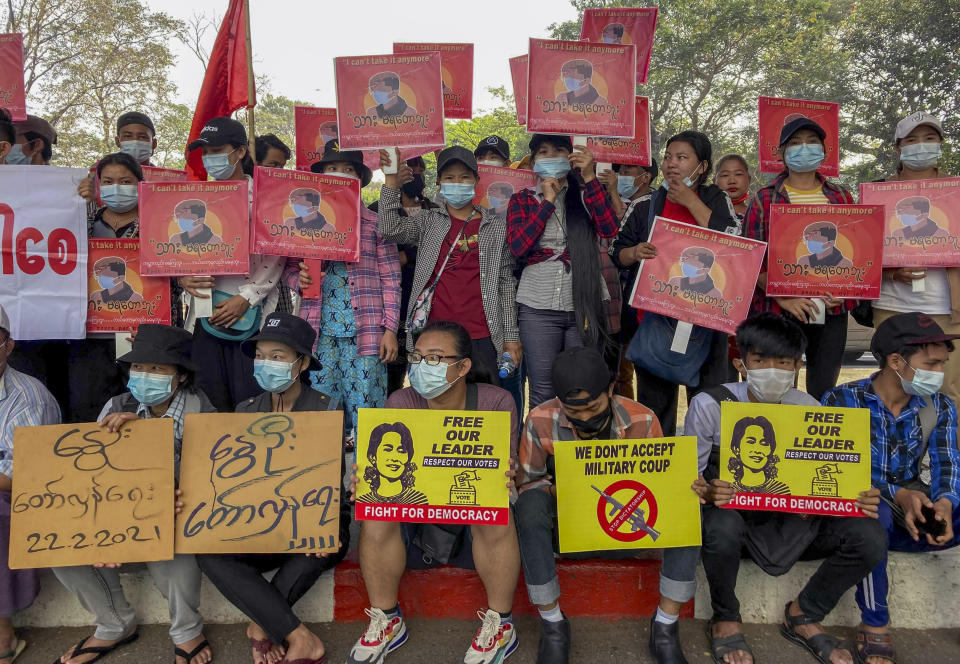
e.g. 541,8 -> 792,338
346,607 -> 408,664
460,609 -> 518,664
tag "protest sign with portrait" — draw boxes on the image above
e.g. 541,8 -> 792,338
394,42 -> 473,119
719,401 -> 872,517
355,408 -> 511,526
87,239 -> 171,333
473,166 -> 537,216
0,34 -> 26,121
509,55 -> 528,126
586,96 -> 652,167
579,7 -> 658,84
758,97 -> 840,177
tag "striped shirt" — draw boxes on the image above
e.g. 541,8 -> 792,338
782,184 -> 829,205
0,367 -> 62,478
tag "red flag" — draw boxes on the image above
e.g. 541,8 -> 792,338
185,0 -> 255,180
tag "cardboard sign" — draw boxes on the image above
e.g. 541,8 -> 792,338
766,204 -> 884,299
252,167 -> 361,261
586,96 -> 652,166
579,7 -> 658,84
9,419 -> 175,568
554,436 -> 701,553
509,55 -> 528,126
719,401 -> 871,517
355,408 -> 511,526
0,34 -> 27,121
394,42 -> 473,119
334,52 -> 445,150
527,38 -> 636,138
758,97 -> 840,177
628,218 -> 767,334
141,166 -> 189,183
860,178 -> 960,267
473,165 -> 538,216
138,180 -> 250,276
176,412 -> 344,554
87,239 -> 171,333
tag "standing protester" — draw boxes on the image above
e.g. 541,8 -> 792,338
742,117 -> 855,401
714,154 -> 752,220
7,115 -> 55,165
474,135 -> 511,167
507,134 -> 618,408
254,134 -> 292,169
0,305 -> 60,664
115,111 -> 157,165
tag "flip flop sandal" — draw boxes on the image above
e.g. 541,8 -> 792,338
706,619 -> 755,664
52,631 -> 139,664
856,629 -> 897,664
174,639 -> 212,664
0,639 -> 26,663
779,601 -> 853,664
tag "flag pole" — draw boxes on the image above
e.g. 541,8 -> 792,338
244,0 -> 255,146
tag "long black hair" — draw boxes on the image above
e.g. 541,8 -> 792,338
416,320 -> 491,384
665,130 -> 713,188
364,421 -> 418,491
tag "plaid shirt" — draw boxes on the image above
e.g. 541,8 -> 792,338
822,376 -> 960,508
518,395 -> 662,493
743,171 -> 856,316
284,207 -> 401,357
378,185 -> 519,353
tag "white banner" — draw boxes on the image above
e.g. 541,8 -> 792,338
0,165 -> 89,339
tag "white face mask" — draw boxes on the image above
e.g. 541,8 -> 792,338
478,159 -> 504,167
745,367 -> 796,403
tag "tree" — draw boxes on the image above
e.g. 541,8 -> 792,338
444,87 -> 532,164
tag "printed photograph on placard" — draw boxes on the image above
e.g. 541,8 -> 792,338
473,165 -> 538,215
394,42 -> 473,119
87,239 -> 171,333
579,7 -> 658,84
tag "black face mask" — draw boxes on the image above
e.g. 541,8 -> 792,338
401,173 -> 426,198
567,403 -> 612,437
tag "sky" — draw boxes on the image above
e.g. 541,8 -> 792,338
153,0 -> 580,113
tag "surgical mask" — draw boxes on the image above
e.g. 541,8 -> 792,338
563,77 -> 583,92
900,142 -> 942,170
97,275 -> 118,290
177,218 -> 197,233
5,144 -> 30,165
202,151 -> 237,180
488,195 -> 507,210
898,213 -> 920,226
898,363 -> 944,397
253,358 -> 300,394
100,184 -> 138,213
681,262 -> 701,279
745,368 -> 796,403
127,371 -> 174,406
401,174 -> 426,198
372,90 -> 392,105
120,140 -> 153,163
805,240 -> 826,254
617,175 -> 639,199
567,404 -> 612,437
663,162 -> 702,190
784,143 -> 824,172
478,159 -> 504,167
409,360 -> 462,400
440,182 -> 475,208
292,204 -> 313,218
602,36 -> 616,44
533,156 -> 571,180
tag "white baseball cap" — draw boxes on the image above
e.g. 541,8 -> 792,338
895,112 -> 944,142
0,305 -> 9,335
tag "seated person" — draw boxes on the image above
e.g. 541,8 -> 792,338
347,321 -> 520,664
822,311 -> 960,664
693,313 -> 885,664
196,312 -> 351,664
515,346 -> 666,664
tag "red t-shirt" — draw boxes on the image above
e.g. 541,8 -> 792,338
428,217 -> 490,339
660,199 -> 697,225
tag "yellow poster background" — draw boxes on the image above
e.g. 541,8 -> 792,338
555,436 -> 701,553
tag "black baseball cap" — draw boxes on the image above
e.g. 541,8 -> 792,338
778,117 -> 827,147
437,145 -> 478,176
474,135 -> 510,162
310,139 -> 372,186
241,313 -> 320,370
117,111 -> 155,135
118,324 -> 196,371
529,134 -> 573,157
187,116 -> 248,151
870,312 -> 960,358
551,347 -> 612,405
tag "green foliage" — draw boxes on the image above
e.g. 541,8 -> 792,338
444,87 -> 531,164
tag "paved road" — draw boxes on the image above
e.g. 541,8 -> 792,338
16,617 -> 960,663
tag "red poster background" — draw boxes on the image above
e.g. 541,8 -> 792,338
579,7 -> 658,84
766,204 -> 884,298
141,167 -> 189,183
473,166 -> 538,215
334,52 -> 445,150
758,97 -> 840,177
509,55 -> 528,126
527,38 -> 636,137
87,239 -> 171,333
860,178 -> 960,267
0,34 -> 27,121
629,218 -> 766,334
586,96 -> 651,166
252,167 -> 361,262
138,180 -> 250,276
394,42 -> 473,119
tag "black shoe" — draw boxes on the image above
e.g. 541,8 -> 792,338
536,616 -> 571,664
648,616 -> 689,664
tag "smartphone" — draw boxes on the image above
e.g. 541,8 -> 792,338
917,504 -> 946,538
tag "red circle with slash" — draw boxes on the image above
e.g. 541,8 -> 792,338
596,479 -> 659,543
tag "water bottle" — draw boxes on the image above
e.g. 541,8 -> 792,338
498,352 -> 516,379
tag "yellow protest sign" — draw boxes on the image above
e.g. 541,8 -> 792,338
176,411 -> 343,554
9,419 -> 175,569
554,437 -> 702,553
719,401 -> 871,516
355,408 -> 511,525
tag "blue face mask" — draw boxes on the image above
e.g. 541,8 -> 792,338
898,213 -> 920,227
784,143 -> 825,173
488,195 -> 507,210
533,156 -> 571,180
563,77 -> 584,92
898,363 -> 944,397
602,36 -> 617,44
100,184 -> 139,213
119,140 -> 153,164
681,262 -> 701,279
98,275 -> 118,290
409,360 -> 462,400
177,218 -> 198,233
202,151 -> 237,180
5,143 -> 30,165
292,203 -> 313,218
900,142 -> 942,170
617,175 -> 639,199
806,240 -> 826,254
372,90 -> 392,105
440,182 -> 476,209
253,358 -> 300,393
128,371 -> 174,406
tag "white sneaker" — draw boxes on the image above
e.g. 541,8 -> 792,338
346,607 -> 408,664
460,609 -> 518,664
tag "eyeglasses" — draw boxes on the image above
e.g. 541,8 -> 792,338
407,352 -> 462,366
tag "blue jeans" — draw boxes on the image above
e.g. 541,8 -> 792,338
500,357 -> 526,423
519,305 -> 583,410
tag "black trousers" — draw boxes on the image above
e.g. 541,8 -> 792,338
471,336 -> 500,387
795,313 -> 848,402
700,505 -> 886,624
190,323 -> 262,412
